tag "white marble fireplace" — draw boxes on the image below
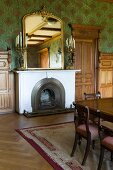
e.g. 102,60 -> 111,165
15,70 -> 80,114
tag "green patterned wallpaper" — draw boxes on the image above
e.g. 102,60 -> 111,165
0,0 -> 113,69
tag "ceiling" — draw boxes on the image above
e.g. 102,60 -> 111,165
25,16 -> 61,46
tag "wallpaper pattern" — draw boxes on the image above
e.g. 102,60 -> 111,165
0,0 -> 113,69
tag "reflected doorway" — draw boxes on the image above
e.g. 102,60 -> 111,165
38,48 -> 49,68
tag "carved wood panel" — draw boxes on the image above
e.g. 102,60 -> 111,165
0,72 -> 8,90
74,40 -> 95,100
99,53 -> 113,98
0,51 -> 14,113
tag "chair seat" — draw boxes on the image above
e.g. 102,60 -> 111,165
102,136 -> 113,150
77,124 -> 99,140
97,128 -> 113,169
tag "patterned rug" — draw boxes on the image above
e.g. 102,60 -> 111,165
16,122 -> 83,170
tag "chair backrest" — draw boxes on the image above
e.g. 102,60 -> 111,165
84,91 -> 101,100
73,103 -> 90,133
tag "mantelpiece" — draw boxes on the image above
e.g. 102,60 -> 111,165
14,69 -> 80,114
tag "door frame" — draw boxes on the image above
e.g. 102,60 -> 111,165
70,24 -> 102,100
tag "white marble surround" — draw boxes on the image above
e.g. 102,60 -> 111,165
15,70 -> 80,114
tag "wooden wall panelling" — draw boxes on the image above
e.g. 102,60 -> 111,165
0,51 -> 14,113
99,53 -> 113,98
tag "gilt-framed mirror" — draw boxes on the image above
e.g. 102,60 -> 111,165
22,7 -> 64,69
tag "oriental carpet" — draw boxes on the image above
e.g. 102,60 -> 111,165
16,122 -> 111,170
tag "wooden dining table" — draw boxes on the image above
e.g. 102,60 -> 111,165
76,98 -> 113,122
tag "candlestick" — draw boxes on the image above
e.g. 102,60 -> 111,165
73,38 -> 75,49
19,32 -> 22,48
16,34 -> 19,48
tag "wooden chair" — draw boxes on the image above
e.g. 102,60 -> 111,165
97,125 -> 113,170
84,91 -> 101,124
71,103 -> 100,165
84,91 -> 101,100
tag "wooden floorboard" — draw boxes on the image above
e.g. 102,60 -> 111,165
0,112 -> 74,170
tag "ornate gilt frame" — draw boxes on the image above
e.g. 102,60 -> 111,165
22,7 -> 64,70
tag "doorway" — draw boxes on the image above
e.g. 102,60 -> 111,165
71,24 -> 102,100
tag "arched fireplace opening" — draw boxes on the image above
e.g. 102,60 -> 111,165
31,78 -> 65,112
40,88 -> 55,109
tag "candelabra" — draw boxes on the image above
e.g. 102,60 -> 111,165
16,47 -> 27,70
66,35 -> 75,67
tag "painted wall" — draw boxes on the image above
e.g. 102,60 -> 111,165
0,0 -> 113,69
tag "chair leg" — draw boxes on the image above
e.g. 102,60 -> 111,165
111,152 -> 113,161
71,133 -> 78,157
92,140 -> 95,149
82,137 -> 91,165
97,146 -> 104,170
78,135 -> 82,145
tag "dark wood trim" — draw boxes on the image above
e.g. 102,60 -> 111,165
41,27 -> 61,31
28,34 -> 52,38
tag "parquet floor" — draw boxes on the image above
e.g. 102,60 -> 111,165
0,112 -> 74,170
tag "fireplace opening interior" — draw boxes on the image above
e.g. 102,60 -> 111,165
40,89 -> 55,109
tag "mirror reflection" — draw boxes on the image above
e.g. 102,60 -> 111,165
22,8 -> 64,69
